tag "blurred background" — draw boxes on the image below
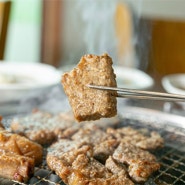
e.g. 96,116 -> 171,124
2,0 -> 185,75
1,0 -> 185,115
1,2 -> 185,185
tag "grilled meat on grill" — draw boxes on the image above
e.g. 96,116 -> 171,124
105,156 -> 127,175
71,125 -> 112,144
47,139 -> 134,185
11,110 -> 77,145
0,125 -> 43,182
0,129 -> 43,166
107,127 -> 164,150
11,110 -> 121,145
5,108 -> 163,184
93,139 -> 119,163
0,151 -> 34,183
113,142 -> 160,182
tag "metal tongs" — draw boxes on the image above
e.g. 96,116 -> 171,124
87,84 -> 185,102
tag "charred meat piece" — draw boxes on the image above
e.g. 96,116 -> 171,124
71,153 -> 134,185
136,131 -> 164,150
113,142 -> 160,183
105,156 -> 134,185
10,110 -> 78,145
0,129 -> 43,166
10,110 -> 54,145
57,124 -> 81,139
107,127 -> 164,150
47,140 -> 93,184
62,53 -> 117,122
0,151 -> 34,183
71,125 -> 112,145
105,156 -> 127,175
47,139 -> 87,157
93,139 -> 119,163
71,154 -> 112,182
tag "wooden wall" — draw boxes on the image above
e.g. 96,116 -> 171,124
41,0 -> 62,67
0,1 -> 11,60
148,19 -> 185,76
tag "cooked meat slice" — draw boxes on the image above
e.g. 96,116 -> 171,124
105,156 -> 134,185
108,127 -> 152,138
113,142 -> 160,182
72,154 -> 112,179
11,110 -> 52,133
0,151 -> 34,183
56,124 -> 81,139
47,139 -> 93,177
71,154 -> 134,185
0,129 -> 43,166
93,139 -> 119,163
47,142 -> 93,184
47,139 -> 87,157
71,125 -> 112,145
105,156 -> 127,175
107,127 -> 164,150
136,131 -> 164,150
107,127 -> 123,139
10,110 -> 77,145
128,160 -> 160,183
10,110 -> 54,145
107,127 -> 147,145
61,53 -> 117,122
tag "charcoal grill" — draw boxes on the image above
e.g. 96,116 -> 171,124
1,106 -> 185,185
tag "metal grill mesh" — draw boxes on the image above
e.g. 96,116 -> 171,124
1,116 -> 185,185
154,147 -> 185,185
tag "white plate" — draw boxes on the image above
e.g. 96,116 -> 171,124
60,65 -> 154,90
162,74 -> 185,95
113,65 -> 154,89
162,74 -> 185,107
0,62 -> 61,103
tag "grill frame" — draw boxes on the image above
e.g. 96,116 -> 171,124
1,107 -> 185,185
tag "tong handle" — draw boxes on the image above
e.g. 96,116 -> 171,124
87,84 -> 185,102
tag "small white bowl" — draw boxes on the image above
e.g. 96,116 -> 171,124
162,74 -> 185,96
162,74 -> 185,108
0,62 -> 61,103
113,65 -> 154,90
